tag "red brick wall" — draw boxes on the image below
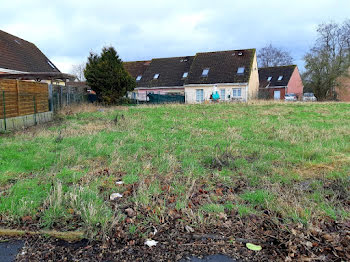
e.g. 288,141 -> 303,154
336,73 -> 350,101
286,66 -> 303,98
267,87 -> 286,100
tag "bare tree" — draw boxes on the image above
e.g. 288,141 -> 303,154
304,20 -> 350,100
71,63 -> 86,81
257,44 -> 294,67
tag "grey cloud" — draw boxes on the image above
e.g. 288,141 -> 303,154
1,0 -> 349,72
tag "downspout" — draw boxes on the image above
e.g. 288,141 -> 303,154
245,84 -> 248,102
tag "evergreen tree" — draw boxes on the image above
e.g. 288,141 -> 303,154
84,47 -> 135,104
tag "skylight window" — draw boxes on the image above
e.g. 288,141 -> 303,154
153,73 -> 160,79
136,75 -> 142,81
202,68 -> 209,77
278,75 -> 283,81
47,60 -> 55,69
14,39 -> 21,45
182,72 -> 188,78
267,76 -> 272,81
237,67 -> 245,74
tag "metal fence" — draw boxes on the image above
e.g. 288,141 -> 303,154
145,91 -> 185,104
50,84 -> 87,112
49,85 -> 87,112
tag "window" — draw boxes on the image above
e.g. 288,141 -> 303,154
267,76 -> 272,81
201,68 -> 209,77
132,92 -> 136,99
232,88 -> 242,97
278,75 -> 283,81
237,67 -> 245,74
136,75 -> 142,81
196,89 -> 204,102
153,73 -> 159,79
47,60 -> 55,69
182,72 -> 188,78
220,89 -> 226,100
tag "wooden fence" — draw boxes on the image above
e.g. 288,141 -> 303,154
0,79 -> 49,119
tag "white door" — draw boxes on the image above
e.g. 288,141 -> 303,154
220,89 -> 225,100
196,89 -> 204,102
274,91 -> 281,100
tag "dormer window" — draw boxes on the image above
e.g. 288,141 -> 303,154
182,72 -> 188,78
267,76 -> 272,81
278,75 -> 283,81
153,73 -> 159,79
136,75 -> 142,81
237,67 -> 245,74
47,60 -> 55,69
202,68 -> 209,77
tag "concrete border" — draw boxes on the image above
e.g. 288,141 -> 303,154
0,111 -> 53,131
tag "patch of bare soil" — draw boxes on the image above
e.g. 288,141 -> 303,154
12,215 -> 350,261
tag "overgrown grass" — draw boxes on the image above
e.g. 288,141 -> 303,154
0,102 -> 349,238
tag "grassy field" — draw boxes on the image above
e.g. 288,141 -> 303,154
0,102 -> 349,239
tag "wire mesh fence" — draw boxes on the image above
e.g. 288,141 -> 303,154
50,85 -> 87,112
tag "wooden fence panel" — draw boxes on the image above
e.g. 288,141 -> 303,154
0,79 -> 49,119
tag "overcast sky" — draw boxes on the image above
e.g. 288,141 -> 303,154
1,0 -> 349,73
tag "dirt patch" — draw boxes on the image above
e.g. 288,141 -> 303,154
10,215 -> 350,261
293,163 -> 336,179
206,145 -> 259,171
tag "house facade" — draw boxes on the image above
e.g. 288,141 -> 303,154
258,65 -> 303,100
184,49 -> 259,103
124,49 -> 259,103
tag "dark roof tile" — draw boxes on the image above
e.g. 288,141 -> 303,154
258,65 -> 296,88
0,30 -> 60,73
135,56 -> 194,88
185,49 -> 255,85
123,60 -> 151,78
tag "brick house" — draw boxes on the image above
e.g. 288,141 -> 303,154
258,65 -> 303,100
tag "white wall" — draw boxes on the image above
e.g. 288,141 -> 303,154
184,84 -> 247,104
248,52 -> 260,99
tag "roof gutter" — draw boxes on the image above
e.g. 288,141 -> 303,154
135,86 -> 184,90
184,82 -> 248,87
0,72 -> 75,81
0,68 -> 27,74
264,85 -> 288,89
